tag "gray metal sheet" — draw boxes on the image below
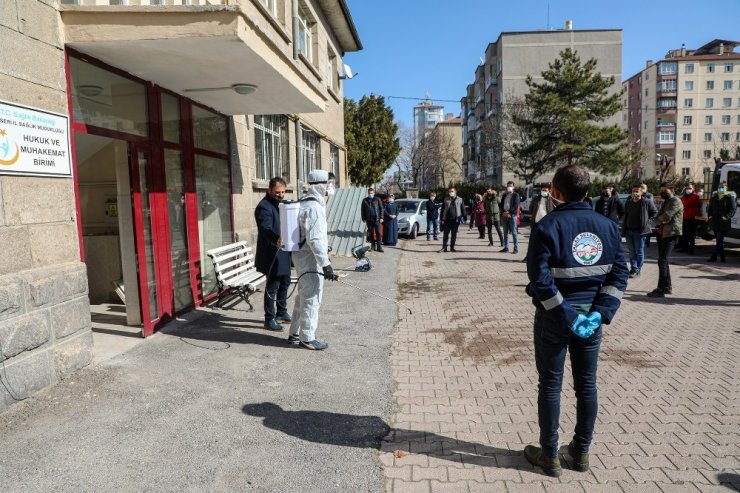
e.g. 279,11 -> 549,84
326,187 -> 367,257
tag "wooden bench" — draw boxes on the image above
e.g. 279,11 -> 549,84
205,241 -> 266,311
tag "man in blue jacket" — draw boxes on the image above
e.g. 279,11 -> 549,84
524,165 -> 628,477
255,177 -> 292,332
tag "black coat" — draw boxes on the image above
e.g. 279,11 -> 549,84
425,199 -> 440,220
361,196 -> 384,223
255,194 -> 291,278
594,195 -> 625,224
708,193 -> 738,233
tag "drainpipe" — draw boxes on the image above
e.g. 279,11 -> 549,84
292,0 -> 299,60
296,120 -> 303,194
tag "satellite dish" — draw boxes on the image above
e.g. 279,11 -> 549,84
340,63 -> 355,80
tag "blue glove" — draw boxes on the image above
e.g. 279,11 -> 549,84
570,312 -> 602,339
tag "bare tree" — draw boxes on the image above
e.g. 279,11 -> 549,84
395,122 -> 463,192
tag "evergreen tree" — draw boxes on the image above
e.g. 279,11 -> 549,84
512,48 -> 630,176
344,95 -> 401,185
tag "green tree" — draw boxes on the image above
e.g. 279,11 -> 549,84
512,48 -> 630,177
344,95 -> 401,185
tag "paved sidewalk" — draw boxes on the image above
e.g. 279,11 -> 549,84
381,227 -> 740,493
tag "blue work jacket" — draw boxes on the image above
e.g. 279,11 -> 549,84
526,201 -> 629,326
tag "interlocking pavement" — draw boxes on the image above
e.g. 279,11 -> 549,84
380,226 -> 740,493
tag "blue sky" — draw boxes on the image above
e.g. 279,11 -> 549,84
342,0 -> 740,127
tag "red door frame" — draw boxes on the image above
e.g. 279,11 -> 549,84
66,49 -> 234,336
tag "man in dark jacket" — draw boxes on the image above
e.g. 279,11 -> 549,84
648,183 -> 683,298
425,192 -> 440,241
499,181 -> 520,253
524,165 -> 628,477
707,181 -> 738,263
255,177 -> 292,331
360,187 -> 384,252
594,184 -> 624,224
622,184 -> 658,278
483,188 -> 503,246
440,187 -> 467,252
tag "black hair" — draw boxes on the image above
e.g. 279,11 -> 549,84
269,177 -> 286,188
552,165 -> 590,202
659,182 -> 674,190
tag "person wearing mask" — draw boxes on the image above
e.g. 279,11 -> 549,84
287,170 -> 338,350
483,188 -> 503,247
622,184 -> 657,278
255,176 -> 292,332
523,184 -> 556,262
472,194 -> 487,239
361,187 -> 384,252
707,181 -> 738,263
382,194 -> 399,247
593,184 -> 624,224
647,183 -> 683,298
440,187 -> 467,252
640,183 -> 655,248
524,164 -> 628,477
500,181 -> 520,254
677,183 -> 701,255
425,192 -> 440,241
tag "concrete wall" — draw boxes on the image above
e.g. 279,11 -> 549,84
0,0 -> 93,412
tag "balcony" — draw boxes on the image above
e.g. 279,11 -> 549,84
656,141 -> 676,149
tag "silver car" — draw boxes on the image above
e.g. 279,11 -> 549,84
396,199 -> 429,239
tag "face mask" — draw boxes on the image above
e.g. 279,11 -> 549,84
326,181 -> 336,197
540,192 -> 549,198
660,191 -> 671,199
718,187 -> 726,194
506,187 -> 513,193
632,192 -> 640,200
368,194 -> 374,199
487,192 -> 493,197
685,189 -> 693,195
388,198 -> 394,203
449,192 -> 456,198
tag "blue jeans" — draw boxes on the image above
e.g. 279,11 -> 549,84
502,215 -> 518,251
426,218 -> 439,239
625,229 -> 645,273
264,274 -> 290,322
534,308 -> 602,457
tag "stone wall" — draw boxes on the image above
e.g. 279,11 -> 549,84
0,0 -> 93,412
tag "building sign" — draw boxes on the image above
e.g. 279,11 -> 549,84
0,100 -> 71,177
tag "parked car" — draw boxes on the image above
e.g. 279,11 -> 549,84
395,199 -> 428,239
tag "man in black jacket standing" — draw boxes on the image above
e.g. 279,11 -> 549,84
425,192 -> 440,241
440,187 -> 467,252
254,177 -> 292,332
361,187 -> 384,252
594,184 -> 624,224
500,181 -> 520,254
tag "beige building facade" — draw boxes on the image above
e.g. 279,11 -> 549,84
461,26 -> 622,187
0,0 -> 360,412
623,40 -> 740,181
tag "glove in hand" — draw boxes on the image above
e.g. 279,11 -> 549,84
322,264 -> 338,281
570,312 -> 602,339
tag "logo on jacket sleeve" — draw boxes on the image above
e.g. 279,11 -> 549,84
572,232 -> 603,265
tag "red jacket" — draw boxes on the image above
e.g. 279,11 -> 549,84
473,201 -> 487,226
681,192 -> 701,220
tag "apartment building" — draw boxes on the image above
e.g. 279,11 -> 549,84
623,39 -> 740,181
0,0 -> 360,411
413,99 -> 445,146
461,24 -> 622,187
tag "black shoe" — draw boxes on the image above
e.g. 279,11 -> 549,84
286,334 -> 300,345
628,271 -> 640,279
377,247 -> 384,252
524,445 -> 562,477
567,442 -> 590,472
426,237 -> 430,241
488,242 -> 493,246
499,248 -> 509,253
370,244 -> 376,251
512,250 -> 518,254
450,248 -> 457,252
440,247 -> 448,252
433,237 -> 439,241
646,289 -> 665,298
663,288 -> 672,295
708,254 -> 717,262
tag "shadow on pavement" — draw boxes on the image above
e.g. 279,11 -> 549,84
679,274 -> 740,282
623,293 -> 740,307
243,402 -> 532,469
161,313 -> 292,349
716,472 -> 740,491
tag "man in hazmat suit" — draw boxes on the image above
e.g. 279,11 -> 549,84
288,169 -> 338,350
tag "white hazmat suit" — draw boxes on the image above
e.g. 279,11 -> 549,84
289,170 -> 333,347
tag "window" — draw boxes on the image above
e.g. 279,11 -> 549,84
192,105 -> 228,153
722,115 -> 731,125
721,132 -> 730,142
659,62 -> 677,74
707,63 -> 715,73
260,0 -> 277,17
683,116 -> 692,125
657,131 -> 675,143
657,80 -> 677,92
736,132 -> 740,142
327,50 -> 337,92
724,80 -> 733,90
299,128 -> 320,183
685,63 -> 694,74
254,115 -> 289,181
723,98 -> 732,107
704,133 -> 712,142
706,80 -> 715,90
682,150 -> 691,160
645,89 -> 649,97
657,99 -> 676,108
646,73 -> 650,80
684,98 -> 693,108
684,81 -> 694,90
706,98 -> 714,108
682,133 -> 691,142
705,115 -> 713,125
737,115 -> 740,124
329,145 -> 340,186
681,167 -> 691,175
725,62 -> 734,73
637,123 -> 641,131
704,150 -> 712,159
297,5 -> 314,64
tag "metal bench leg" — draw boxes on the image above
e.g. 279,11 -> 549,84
236,286 -> 255,312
